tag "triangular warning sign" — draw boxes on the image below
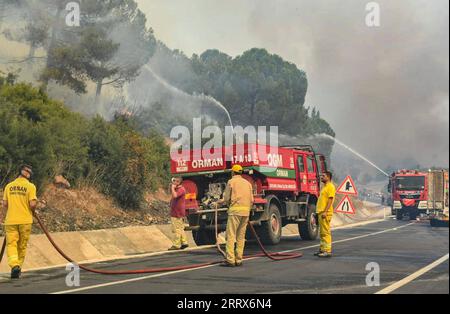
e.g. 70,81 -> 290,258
336,175 -> 358,196
335,195 -> 356,214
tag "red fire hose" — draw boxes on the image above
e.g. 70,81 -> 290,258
0,213 -> 302,275
247,222 -> 303,261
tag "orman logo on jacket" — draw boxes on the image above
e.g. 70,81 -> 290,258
9,186 -> 27,193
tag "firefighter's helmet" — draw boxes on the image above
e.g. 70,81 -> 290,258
232,164 -> 243,173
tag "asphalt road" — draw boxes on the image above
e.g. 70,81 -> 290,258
0,218 -> 448,294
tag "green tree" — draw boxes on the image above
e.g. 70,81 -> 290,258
0,81 -> 87,188
3,0 -> 156,98
78,26 -> 121,98
0,75 -> 170,208
81,1 -> 156,99
190,48 -> 309,135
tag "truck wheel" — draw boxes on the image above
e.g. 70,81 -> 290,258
409,208 -> 418,221
255,203 -> 282,245
192,229 -> 216,246
298,204 -> 319,240
431,218 -> 449,228
391,206 -> 396,216
396,209 -> 403,221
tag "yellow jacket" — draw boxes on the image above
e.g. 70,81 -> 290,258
3,177 -> 37,225
316,181 -> 336,216
223,175 -> 254,217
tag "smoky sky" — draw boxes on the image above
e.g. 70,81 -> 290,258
137,0 -> 449,169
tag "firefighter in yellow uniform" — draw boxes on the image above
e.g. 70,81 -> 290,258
220,165 -> 254,267
315,171 -> 336,258
2,165 -> 37,279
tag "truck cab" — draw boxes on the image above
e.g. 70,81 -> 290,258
389,169 -> 449,221
389,170 -> 428,220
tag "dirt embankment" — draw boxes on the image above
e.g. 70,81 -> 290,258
0,184 -> 172,236
331,194 -> 387,227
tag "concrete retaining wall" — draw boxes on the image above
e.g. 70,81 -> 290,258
1,225 -> 181,272
0,202 -> 387,272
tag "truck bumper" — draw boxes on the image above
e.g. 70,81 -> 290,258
394,200 -> 429,210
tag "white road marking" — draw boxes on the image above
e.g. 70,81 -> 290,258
52,222 -> 415,294
283,218 -> 387,237
375,253 -> 449,294
333,219 -> 386,230
279,222 -> 414,254
11,243 -> 219,274
9,216 -> 391,274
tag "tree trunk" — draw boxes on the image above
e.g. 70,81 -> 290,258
95,80 -> 103,100
42,4 -> 63,89
0,3 -> 5,32
0,1 -> 6,32
250,102 -> 256,124
250,94 -> 258,125
27,44 -> 36,66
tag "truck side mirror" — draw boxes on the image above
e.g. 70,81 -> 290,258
318,155 -> 327,173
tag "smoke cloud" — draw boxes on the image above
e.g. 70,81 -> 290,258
1,0 -> 448,170
137,0 -> 449,169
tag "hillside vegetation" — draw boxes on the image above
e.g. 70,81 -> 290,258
0,74 -> 170,209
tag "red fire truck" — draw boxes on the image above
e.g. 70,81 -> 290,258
170,143 -> 328,245
388,169 -> 449,221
